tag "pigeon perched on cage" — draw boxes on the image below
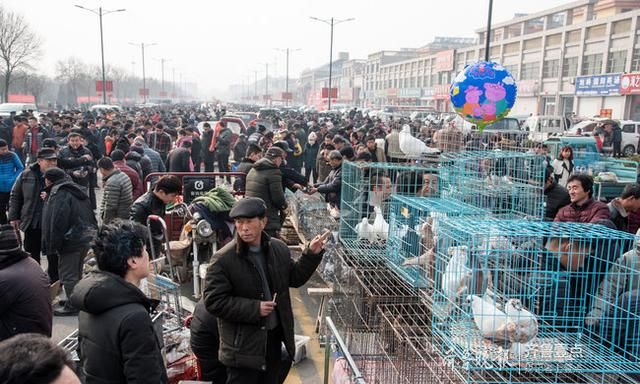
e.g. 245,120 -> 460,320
372,206 -> 389,242
399,125 -> 439,157
355,217 -> 375,242
442,246 -> 473,302
504,298 -> 539,358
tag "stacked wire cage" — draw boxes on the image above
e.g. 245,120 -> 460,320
386,195 -> 490,288
339,161 -> 441,265
427,217 -> 640,383
439,151 -> 545,220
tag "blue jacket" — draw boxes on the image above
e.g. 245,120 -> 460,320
0,152 -> 23,193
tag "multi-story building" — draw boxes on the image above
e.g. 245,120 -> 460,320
358,0 -> 640,120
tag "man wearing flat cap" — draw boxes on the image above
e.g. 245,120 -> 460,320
244,146 -> 287,237
204,197 -> 327,383
8,148 -> 58,274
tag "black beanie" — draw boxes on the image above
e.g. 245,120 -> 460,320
44,167 -> 67,184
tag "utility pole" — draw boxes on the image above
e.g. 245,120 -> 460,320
265,63 -> 269,105
128,42 -> 157,103
254,71 -> 258,99
275,48 -> 301,106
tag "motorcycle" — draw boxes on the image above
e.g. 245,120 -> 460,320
172,188 -> 236,298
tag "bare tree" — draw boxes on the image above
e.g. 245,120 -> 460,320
0,6 -> 41,103
55,57 -> 90,106
25,73 -> 48,106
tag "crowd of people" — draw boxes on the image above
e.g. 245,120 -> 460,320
0,103 -> 639,383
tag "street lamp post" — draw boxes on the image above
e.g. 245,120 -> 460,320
75,5 -> 125,104
310,16 -> 354,111
129,42 -> 157,103
275,48 -> 301,106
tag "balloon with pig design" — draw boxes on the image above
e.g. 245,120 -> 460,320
450,61 -> 517,131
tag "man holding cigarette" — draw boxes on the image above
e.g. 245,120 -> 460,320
203,197 -> 327,383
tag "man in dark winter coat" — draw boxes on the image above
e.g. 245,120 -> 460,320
167,140 -> 193,172
8,148 -> 58,271
233,143 -> 262,193
309,150 -> 343,208
42,167 -> 97,316
71,220 -> 167,384
215,121 -> 233,182
244,147 -> 287,237
185,127 -> 202,171
190,300 -> 227,383
0,224 -> 52,341
201,123 -> 216,172
57,132 -> 96,208
543,165 -> 570,221
204,197 -> 326,384
22,116 -> 49,164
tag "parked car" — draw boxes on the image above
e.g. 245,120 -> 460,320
0,102 -> 37,117
257,107 -> 280,120
522,115 -> 570,142
226,112 -> 257,128
89,104 -> 121,112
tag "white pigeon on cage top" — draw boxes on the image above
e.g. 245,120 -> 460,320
442,246 -> 472,301
399,125 -> 439,157
469,294 -> 513,341
372,206 -> 389,241
355,217 -> 375,242
504,298 -> 539,358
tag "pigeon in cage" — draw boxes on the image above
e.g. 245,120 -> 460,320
504,298 -> 539,358
442,246 -> 474,302
372,206 -> 389,242
469,294 -> 513,341
403,247 -> 435,266
355,217 -> 375,242
399,125 -> 439,157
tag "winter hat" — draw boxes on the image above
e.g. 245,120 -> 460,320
0,224 -> 21,256
44,167 -> 67,184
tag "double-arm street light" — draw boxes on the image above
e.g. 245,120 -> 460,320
128,42 -> 158,103
75,5 -> 125,104
310,16 -> 354,111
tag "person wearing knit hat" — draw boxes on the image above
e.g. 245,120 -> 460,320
41,167 -> 97,316
0,224 -> 52,340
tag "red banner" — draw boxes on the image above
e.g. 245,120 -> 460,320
281,92 -> 293,100
159,91 -> 167,97
138,88 -> 149,96
96,80 -> 113,93
620,73 -> 640,95
7,94 -> 35,103
321,87 -> 338,99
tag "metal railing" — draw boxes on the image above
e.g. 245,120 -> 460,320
324,316 -> 366,384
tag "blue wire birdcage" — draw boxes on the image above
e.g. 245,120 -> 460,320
339,161 -> 440,263
386,195 -> 490,288
439,151 -> 545,220
428,217 -> 640,381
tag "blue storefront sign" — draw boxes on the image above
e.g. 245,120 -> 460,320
575,73 -> 622,96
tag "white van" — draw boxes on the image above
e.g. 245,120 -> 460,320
0,103 -> 37,117
523,115 -> 569,142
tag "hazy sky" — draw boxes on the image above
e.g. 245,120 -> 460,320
3,0 -> 569,98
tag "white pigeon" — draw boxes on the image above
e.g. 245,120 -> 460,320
355,217 -> 375,242
399,125 -> 439,157
372,206 -> 389,241
504,299 -> 539,358
442,246 -> 472,302
469,294 -> 513,341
